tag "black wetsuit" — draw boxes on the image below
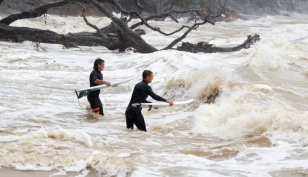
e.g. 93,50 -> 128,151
87,69 -> 104,115
125,80 -> 166,132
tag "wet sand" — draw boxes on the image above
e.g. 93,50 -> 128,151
0,167 -> 99,177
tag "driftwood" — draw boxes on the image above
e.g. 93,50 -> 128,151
0,0 -> 260,53
177,34 -> 260,53
0,23 -> 121,49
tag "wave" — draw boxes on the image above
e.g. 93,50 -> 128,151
192,80 -> 308,139
163,69 -> 224,103
191,38 -> 308,140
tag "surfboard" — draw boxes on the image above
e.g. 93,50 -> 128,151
132,99 -> 194,111
75,77 -> 137,99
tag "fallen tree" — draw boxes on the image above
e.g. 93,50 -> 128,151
0,0 -> 259,53
177,34 -> 260,53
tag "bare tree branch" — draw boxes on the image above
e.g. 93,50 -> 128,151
74,2 -> 108,39
130,9 -> 204,35
161,3 -> 226,50
97,0 -> 179,36
88,0 -> 158,53
90,0 -> 212,40
0,0 -> 120,25
0,0 -> 75,25
162,14 -> 218,50
134,0 -> 144,10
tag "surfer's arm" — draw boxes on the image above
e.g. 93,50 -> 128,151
94,79 -> 111,86
147,87 -> 166,102
90,71 -> 111,86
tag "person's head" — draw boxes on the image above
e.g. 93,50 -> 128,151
93,58 -> 105,71
142,70 -> 153,83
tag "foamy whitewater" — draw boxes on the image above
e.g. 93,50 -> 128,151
0,13 -> 308,177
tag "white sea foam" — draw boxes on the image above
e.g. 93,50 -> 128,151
25,126 -> 93,147
0,13 -> 308,176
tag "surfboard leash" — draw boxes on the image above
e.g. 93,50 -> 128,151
75,90 -> 86,110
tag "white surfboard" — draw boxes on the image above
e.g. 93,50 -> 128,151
75,77 -> 137,99
132,99 -> 194,110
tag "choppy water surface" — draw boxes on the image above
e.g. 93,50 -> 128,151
0,14 -> 308,177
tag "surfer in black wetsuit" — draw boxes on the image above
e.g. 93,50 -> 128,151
125,70 -> 173,132
87,58 -> 111,116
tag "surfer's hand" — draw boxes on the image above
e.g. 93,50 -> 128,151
166,100 -> 173,106
106,82 -> 111,86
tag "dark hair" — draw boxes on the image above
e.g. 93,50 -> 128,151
142,70 -> 153,79
93,58 -> 105,70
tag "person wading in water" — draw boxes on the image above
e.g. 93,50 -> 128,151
87,58 -> 111,116
125,70 -> 173,132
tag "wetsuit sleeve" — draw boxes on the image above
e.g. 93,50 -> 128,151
146,86 -> 166,102
89,72 -> 98,86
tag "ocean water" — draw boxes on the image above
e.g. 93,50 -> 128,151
0,13 -> 308,177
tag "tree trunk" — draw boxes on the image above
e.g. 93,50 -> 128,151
0,24 -> 121,49
88,0 -> 158,53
